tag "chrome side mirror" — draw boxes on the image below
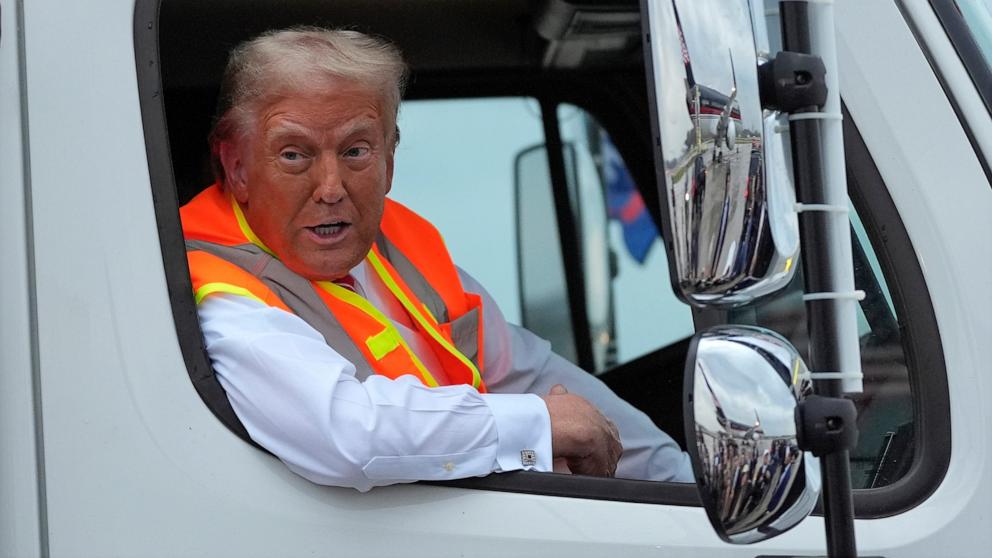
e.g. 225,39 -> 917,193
684,326 -> 820,543
645,0 -> 800,307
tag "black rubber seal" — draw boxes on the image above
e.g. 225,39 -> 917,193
430,471 -> 700,505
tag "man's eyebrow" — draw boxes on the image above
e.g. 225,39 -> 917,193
341,119 -> 380,139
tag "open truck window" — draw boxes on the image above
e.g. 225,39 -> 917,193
150,0 -> 701,505
140,0 -> 948,513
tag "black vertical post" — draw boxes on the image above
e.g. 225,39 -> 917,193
539,99 -> 596,373
779,2 -> 859,557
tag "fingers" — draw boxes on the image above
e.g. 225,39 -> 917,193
568,417 -> 622,477
548,384 -> 568,396
542,391 -> 623,478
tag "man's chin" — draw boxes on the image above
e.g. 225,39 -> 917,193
286,256 -> 362,282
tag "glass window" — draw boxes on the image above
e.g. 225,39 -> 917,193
726,203 -> 914,489
933,0 -> 992,114
391,97 -> 546,326
391,98 -> 695,375
391,97 -> 581,364
556,104 -> 695,371
957,0 -> 992,68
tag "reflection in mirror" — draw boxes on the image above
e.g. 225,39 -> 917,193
646,0 -> 799,307
685,326 -> 820,544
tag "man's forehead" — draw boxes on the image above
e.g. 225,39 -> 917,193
259,95 -> 388,140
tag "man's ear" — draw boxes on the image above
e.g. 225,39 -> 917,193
385,126 -> 398,195
385,150 -> 394,195
219,141 -> 249,203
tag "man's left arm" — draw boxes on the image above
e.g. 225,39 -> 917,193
459,269 -> 694,483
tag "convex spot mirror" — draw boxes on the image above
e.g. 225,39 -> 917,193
645,0 -> 800,307
684,325 -> 821,544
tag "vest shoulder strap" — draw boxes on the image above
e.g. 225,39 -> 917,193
380,199 -> 469,318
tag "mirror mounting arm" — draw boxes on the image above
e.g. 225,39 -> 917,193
757,52 -> 828,114
776,2 -> 859,556
796,395 -> 859,457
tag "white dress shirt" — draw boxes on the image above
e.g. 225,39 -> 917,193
198,263 -> 693,491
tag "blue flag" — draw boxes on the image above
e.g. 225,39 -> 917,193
602,134 -> 659,264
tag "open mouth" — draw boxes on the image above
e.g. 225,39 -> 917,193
308,221 -> 350,238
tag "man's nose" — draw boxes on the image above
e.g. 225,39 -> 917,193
312,155 -> 346,204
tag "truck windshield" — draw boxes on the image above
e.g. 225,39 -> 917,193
958,0 -> 992,67
937,0 -> 992,113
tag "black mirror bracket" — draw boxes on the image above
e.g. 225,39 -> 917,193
757,52 -> 828,113
773,3 -> 858,557
797,395 -> 859,457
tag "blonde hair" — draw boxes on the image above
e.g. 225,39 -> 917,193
209,27 -> 408,182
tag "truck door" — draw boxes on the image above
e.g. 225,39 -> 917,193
6,0 -> 983,556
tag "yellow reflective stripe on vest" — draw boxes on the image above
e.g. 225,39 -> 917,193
421,303 -> 437,324
230,194 -> 276,257
194,282 -> 266,305
366,328 -> 401,360
366,250 -> 483,390
315,280 -> 440,388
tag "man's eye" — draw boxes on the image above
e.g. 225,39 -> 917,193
281,150 -> 303,161
344,146 -> 370,158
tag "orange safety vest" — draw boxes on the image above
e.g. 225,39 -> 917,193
181,184 -> 487,392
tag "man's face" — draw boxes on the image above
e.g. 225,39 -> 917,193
221,82 -> 394,281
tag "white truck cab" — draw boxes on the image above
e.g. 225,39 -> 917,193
2,0 -> 990,556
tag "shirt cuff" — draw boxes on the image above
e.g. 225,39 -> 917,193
481,393 -> 553,473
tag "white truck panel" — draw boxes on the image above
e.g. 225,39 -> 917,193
0,2 -> 45,557
17,1 -> 833,555
836,0 -> 992,555
5,0 -> 988,555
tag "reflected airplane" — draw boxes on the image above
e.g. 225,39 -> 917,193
687,54 -> 742,153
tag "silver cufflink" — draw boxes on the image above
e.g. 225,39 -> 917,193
520,450 -> 536,466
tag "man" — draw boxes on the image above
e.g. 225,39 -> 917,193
182,27 -> 693,491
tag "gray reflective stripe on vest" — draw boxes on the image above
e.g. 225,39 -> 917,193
374,233 -> 481,369
448,307 -> 480,369
186,239 -> 375,381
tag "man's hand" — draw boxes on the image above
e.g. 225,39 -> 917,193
542,384 -> 622,477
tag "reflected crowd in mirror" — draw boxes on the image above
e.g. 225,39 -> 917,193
687,326 -> 819,543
